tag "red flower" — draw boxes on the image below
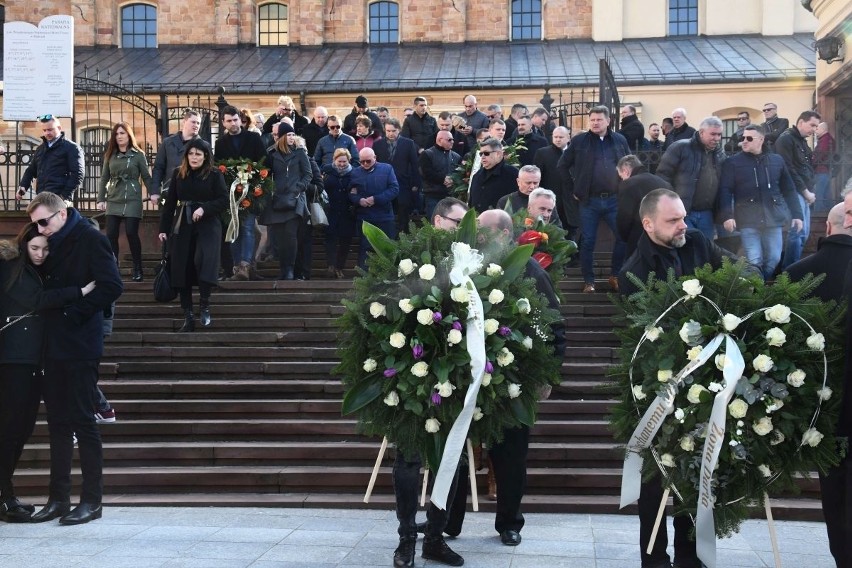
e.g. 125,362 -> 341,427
518,230 -> 543,246
218,165 -> 227,173
253,187 -> 263,197
240,199 -> 251,208
259,169 -> 269,179
524,217 -> 534,227
532,252 -> 553,269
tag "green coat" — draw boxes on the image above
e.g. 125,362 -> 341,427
98,147 -> 153,218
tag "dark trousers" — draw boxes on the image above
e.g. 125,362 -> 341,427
294,217 -> 312,280
324,232 -> 354,271
0,364 -> 41,499
357,218 -> 397,269
393,451 -> 460,539
40,359 -> 103,504
820,456 -> 852,568
271,219 -> 300,278
179,284 -> 212,311
105,215 -> 142,267
639,474 -> 699,568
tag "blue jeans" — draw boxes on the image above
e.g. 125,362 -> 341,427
739,226 -> 783,280
230,213 -> 256,265
423,195 -> 443,223
814,173 -> 833,213
579,197 -> 625,284
685,210 -> 715,241
357,218 -> 397,269
782,194 -> 810,269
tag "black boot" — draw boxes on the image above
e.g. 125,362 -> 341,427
393,537 -> 416,568
199,301 -> 212,327
179,309 -> 195,332
280,267 -> 295,280
132,262 -> 143,282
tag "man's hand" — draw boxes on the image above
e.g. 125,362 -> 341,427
803,189 -> 816,205
723,219 -> 736,233
15,187 -> 26,201
443,176 -> 453,188
358,198 -> 370,208
365,196 -> 375,206
158,232 -> 168,242
791,219 -> 804,232
149,194 -> 160,205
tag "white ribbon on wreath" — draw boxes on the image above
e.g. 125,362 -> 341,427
431,242 -> 486,510
225,172 -> 250,243
619,291 -> 829,568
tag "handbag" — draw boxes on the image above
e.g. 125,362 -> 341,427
153,242 -> 178,303
272,191 -> 298,212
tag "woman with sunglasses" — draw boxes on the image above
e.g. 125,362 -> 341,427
157,139 -> 229,332
0,223 -> 95,522
97,122 -> 156,282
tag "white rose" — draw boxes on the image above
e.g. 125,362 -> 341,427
714,354 -> 728,371
817,387 -> 833,401
765,327 -> 786,347
416,309 -> 435,326
722,313 -> 742,332
507,383 -> 522,398
516,298 -> 531,314
687,384 -> 708,404
680,436 -> 695,452
484,319 -> 499,335
418,263 -> 436,280
389,332 -> 406,349
435,381 -> 455,397
765,304 -> 792,324
752,354 -> 774,373
447,329 -> 463,345
473,407 -> 484,421
384,391 -> 400,406
481,373 -> 492,386
369,302 -> 386,319
728,398 -> 748,419
488,289 -> 505,304
682,279 -> 703,298
806,333 -> 826,351
424,418 -> 441,433
522,336 -> 533,350
657,369 -> 673,383
660,453 -> 676,468
450,286 -> 470,303
496,347 -> 515,367
398,298 -> 415,313
686,346 -> 703,361
411,361 -> 430,377
645,326 -> 663,342
632,385 -> 646,401
752,416 -> 774,436
363,358 -> 378,372
801,427 -> 824,447
758,464 -> 772,478
486,263 -> 503,277
786,368 -> 806,387
398,258 -> 417,276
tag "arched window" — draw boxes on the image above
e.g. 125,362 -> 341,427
511,0 -> 542,41
668,0 -> 698,36
121,3 -> 157,48
369,1 -> 399,44
259,2 -> 289,46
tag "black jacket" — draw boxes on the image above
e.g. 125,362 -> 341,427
619,114 -> 646,152
302,120 -> 329,157
616,169 -> 673,257
419,144 -> 461,196
374,136 -> 422,193
513,132 -> 549,166
662,123 -> 697,150
19,133 -> 84,200
469,160 -> 519,212
214,130 -> 267,162
761,117 -> 789,151
262,111 -> 309,136
557,129 -> 630,204
401,112 -> 438,151
42,208 -> 123,360
343,109 -> 382,137
775,126 -> 814,194
656,132 -> 726,213
717,151 -> 802,228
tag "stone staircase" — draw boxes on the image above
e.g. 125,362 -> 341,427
12,251 -> 823,520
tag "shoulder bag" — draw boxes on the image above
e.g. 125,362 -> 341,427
153,241 -> 178,302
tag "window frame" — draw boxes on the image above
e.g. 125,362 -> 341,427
367,1 -> 400,45
668,0 -> 698,37
258,2 -> 290,47
119,2 -> 158,49
509,0 -> 543,42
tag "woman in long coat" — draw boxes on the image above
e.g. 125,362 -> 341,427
158,138 -> 228,332
322,148 -> 356,278
259,122 -> 312,280
97,122 -> 155,281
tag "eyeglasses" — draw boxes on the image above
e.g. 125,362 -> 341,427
439,214 -> 462,226
762,108 -> 776,112
328,125 -> 341,130
37,114 -> 55,122
34,210 -> 61,227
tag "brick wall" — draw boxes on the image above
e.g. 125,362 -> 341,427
546,0 -> 593,39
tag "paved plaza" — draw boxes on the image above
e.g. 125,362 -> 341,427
0,506 -> 836,567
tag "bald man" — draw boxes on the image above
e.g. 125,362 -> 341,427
349,147 -> 399,268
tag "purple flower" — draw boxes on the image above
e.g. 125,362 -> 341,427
383,368 -> 397,378
412,344 -> 424,360
430,392 -> 442,405
433,312 -> 443,323
498,326 -> 511,337
452,321 -> 463,331
485,361 -> 494,374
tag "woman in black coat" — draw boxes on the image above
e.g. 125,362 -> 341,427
258,122 -> 312,280
322,148 -> 357,278
158,138 -> 229,332
0,223 -> 95,522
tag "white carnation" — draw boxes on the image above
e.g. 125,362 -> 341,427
416,309 -> 435,326
765,327 -> 786,347
632,385 -> 646,401
389,332 -> 406,349
522,336 -> 533,350
363,358 -> 378,372
486,263 -> 503,277
488,289 -> 505,304
786,368 -> 806,387
411,361 -> 430,377
752,354 -> 774,373
516,298 -> 531,314
418,263 -> 436,280
484,319 -> 499,335
383,391 -> 400,406
801,427 -> 824,447
507,383 -> 522,398
686,346 -> 703,361
722,313 -> 741,331
424,418 -> 441,433
674,408 -> 685,421
806,333 -> 826,351
398,298 -> 415,313
728,398 -> 748,419
369,302 -> 386,318
680,436 -> 695,452
682,279 -> 703,298
752,416 -> 774,436
660,453 -> 676,468
398,258 -> 417,276
447,329 -> 463,345
708,381 -> 723,393
765,304 -> 792,324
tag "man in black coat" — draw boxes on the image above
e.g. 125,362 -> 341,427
18,115 -> 84,202
535,126 -> 577,236
786,197 -> 852,568
662,108 -> 697,151
401,96 -> 438,154
26,192 -> 123,526
262,95 -> 308,137
374,119 -> 422,233
760,102 -> 789,153
509,116 -> 548,166
420,131 -> 461,220
615,155 -> 673,258
619,105 -> 646,152
301,106 -> 330,157
343,95 -> 382,138
468,138 -> 519,212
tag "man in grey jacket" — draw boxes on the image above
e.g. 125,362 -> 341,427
150,109 -> 210,197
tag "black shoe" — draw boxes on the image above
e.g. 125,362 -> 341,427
59,502 -> 102,525
499,529 -> 522,546
416,521 -> 426,534
199,306 -> 212,327
30,501 -> 71,523
0,497 -> 35,523
393,537 -> 416,568
179,309 -> 195,332
422,536 -> 464,566
132,264 -> 143,282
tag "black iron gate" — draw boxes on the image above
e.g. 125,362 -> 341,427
542,55 -> 621,136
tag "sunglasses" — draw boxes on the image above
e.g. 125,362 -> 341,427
37,114 -> 55,122
744,136 -> 759,142
762,108 -> 776,112
480,150 -> 500,157
328,125 -> 341,130
737,117 -> 749,121
361,159 -> 375,165
34,210 -> 61,227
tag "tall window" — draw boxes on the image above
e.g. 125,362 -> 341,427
668,0 -> 698,36
121,4 -> 157,48
511,0 -> 542,41
259,3 -> 289,46
369,1 -> 399,44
